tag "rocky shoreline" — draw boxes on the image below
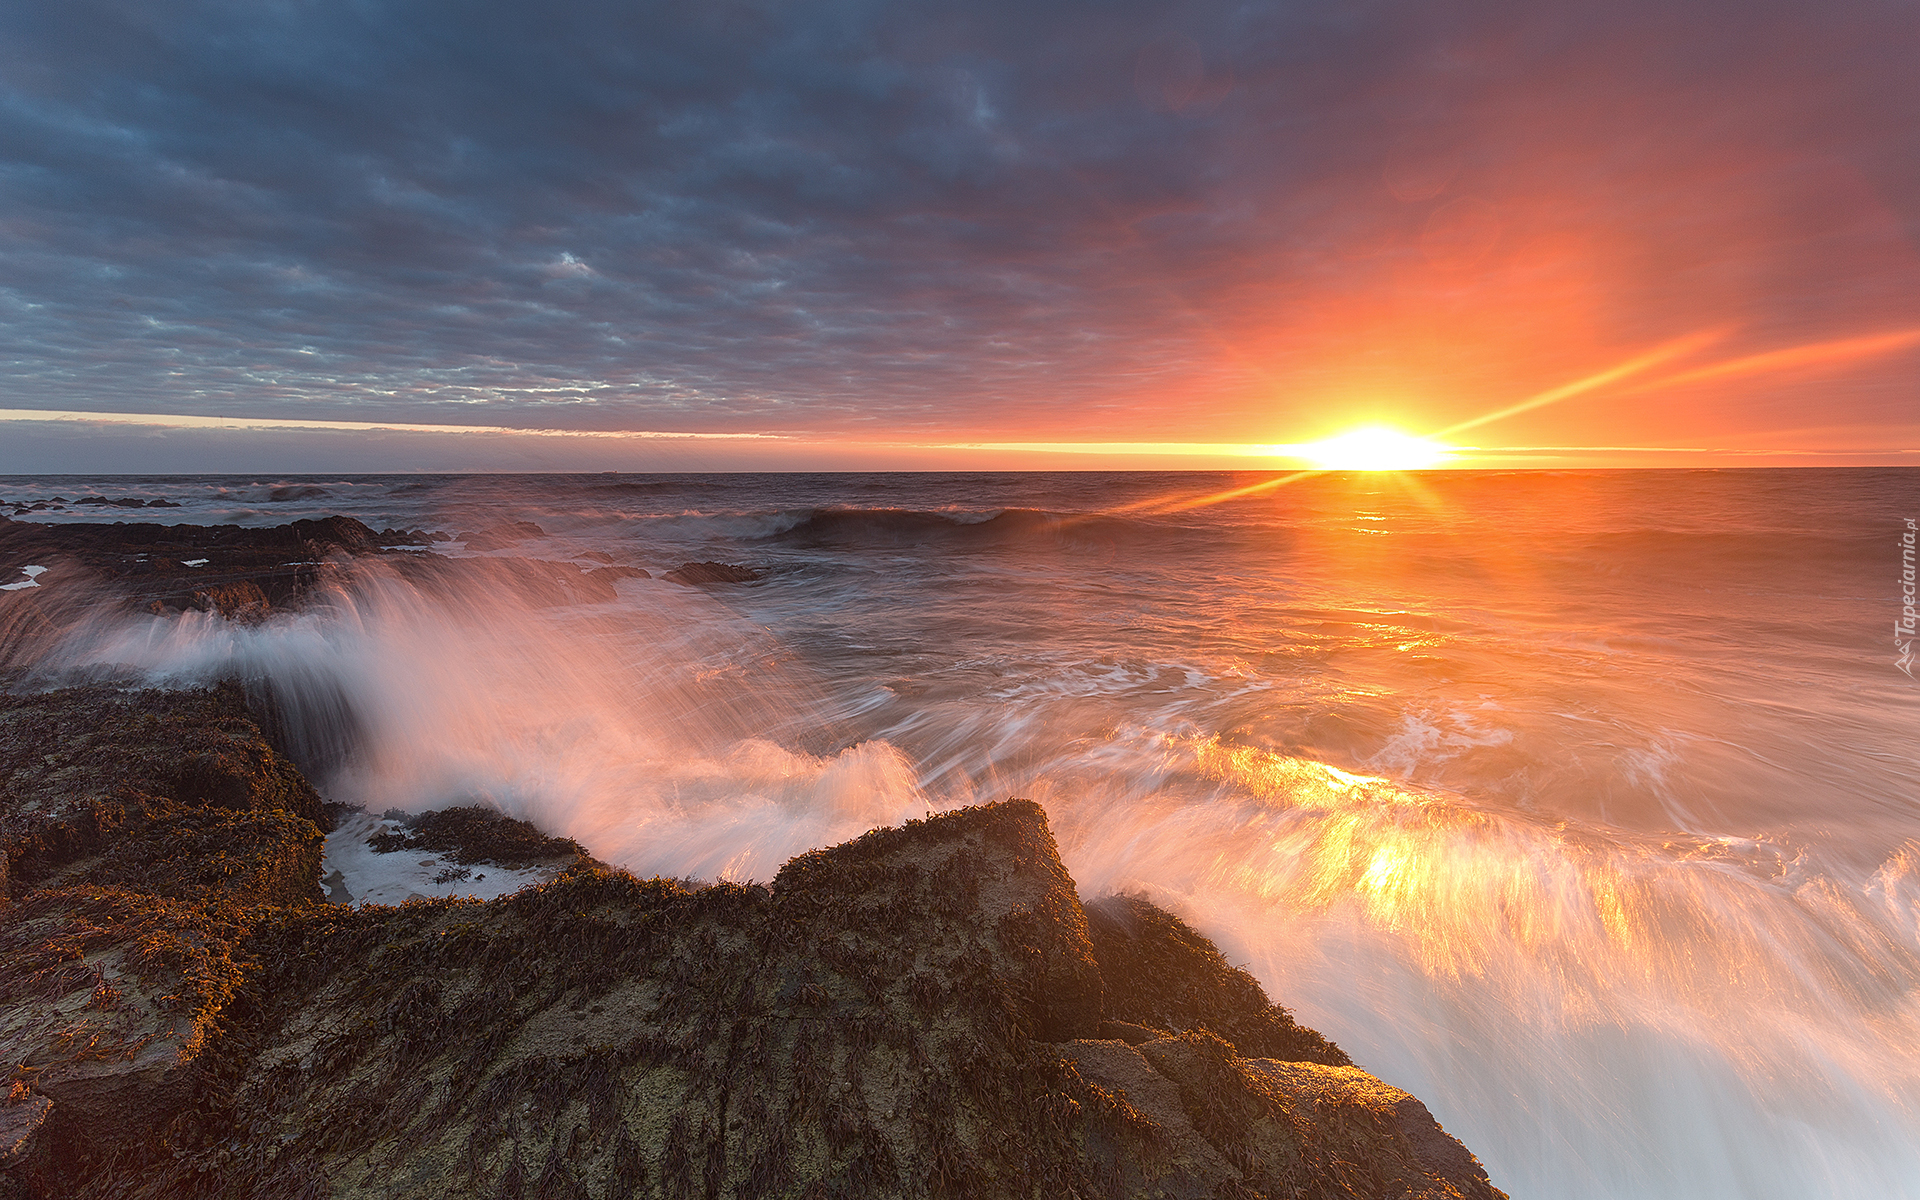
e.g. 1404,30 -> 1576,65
0,516 -> 1506,1199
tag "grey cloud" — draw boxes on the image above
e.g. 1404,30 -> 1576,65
0,0 -> 1915,439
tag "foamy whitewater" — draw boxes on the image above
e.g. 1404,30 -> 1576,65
7,468 -> 1919,1198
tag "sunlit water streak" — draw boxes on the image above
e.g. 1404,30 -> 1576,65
5,468 -> 1918,1198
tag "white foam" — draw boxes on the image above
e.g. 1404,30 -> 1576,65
320,810 -> 562,906
0,565 -> 47,590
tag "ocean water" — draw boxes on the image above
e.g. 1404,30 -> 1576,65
5,467 -> 1919,1198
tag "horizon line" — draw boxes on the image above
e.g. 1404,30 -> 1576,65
1,407 -> 1915,466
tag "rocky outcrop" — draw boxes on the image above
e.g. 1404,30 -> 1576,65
0,684 -> 327,903
0,516 -> 661,674
0,685 -> 329,1192
1085,894 -> 1350,1065
0,514 -> 427,639
1,684 -> 1506,1200
364,804 -> 596,869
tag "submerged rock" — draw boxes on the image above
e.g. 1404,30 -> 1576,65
455,521 -> 546,550
661,560 -> 762,585
364,804 -> 596,869
0,687 -> 1506,1200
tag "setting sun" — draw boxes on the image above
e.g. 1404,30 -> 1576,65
1290,427 -> 1454,470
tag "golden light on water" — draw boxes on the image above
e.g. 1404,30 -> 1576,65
1181,737 -> 1787,999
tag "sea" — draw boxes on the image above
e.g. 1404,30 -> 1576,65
4,467 -> 1918,1199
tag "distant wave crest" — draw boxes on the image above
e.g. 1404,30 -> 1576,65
762,506 -> 1150,549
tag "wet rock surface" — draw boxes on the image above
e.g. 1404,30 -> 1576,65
453,521 -> 547,551
0,685 -> 328,1192
1086,893 -> 1351,1066
0,514 -> 431,634
365,805 -> 596,869
0,515 -> 655,673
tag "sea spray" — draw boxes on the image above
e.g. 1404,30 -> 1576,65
23,555 -> 938,881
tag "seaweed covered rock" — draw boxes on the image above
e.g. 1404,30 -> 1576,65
1061,1031 -> 1505,1200
77,801 -> 1504,1200
105,802 -> 1107,1199
1085,893 -> 1349,1065
0,513 -> 412,634
365,805 -> 594,869
0,683 -> 326,902
1243,1057 -> 1502,1198
381,553 -> 632,607
0,888 -> 254,1172
0,685 -> 330,1191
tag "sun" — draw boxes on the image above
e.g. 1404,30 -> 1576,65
1290,426 -> 1453,471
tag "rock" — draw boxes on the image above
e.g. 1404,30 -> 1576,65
0,1093 -> 52,1191
1242,1058 -> 1503,1197
0,684 -> 327,900
365,805 -> 595,869
0,686 -> 329,1194
0,515 -> 426,660
1085,893 -> 1349,1064
84,802 -> 1084,1198
191,580 -> 273,621
661,560 -> 762,585
1057,1031 -> 1508,1200
0,890 -> 250,1173
384,555 -> 622,607
286,516 -> 379,552
0,687 -> 1508,1200
373,527 -> 433,546
1056,1038 -> 1245,1189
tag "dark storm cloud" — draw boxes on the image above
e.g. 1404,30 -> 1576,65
0,0 -> 1915,438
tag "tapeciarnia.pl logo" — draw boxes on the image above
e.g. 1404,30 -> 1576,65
1899,517 -> 1917,680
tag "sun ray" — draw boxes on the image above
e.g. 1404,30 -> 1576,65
1434,328 -> 1728,439
1626,327 -> 1920,393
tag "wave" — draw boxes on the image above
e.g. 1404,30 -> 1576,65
585,479 -> 731,495
761,506 -> 1160,550
10,556 -> 932,882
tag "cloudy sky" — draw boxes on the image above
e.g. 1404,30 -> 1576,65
2,0 -> 1917,471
